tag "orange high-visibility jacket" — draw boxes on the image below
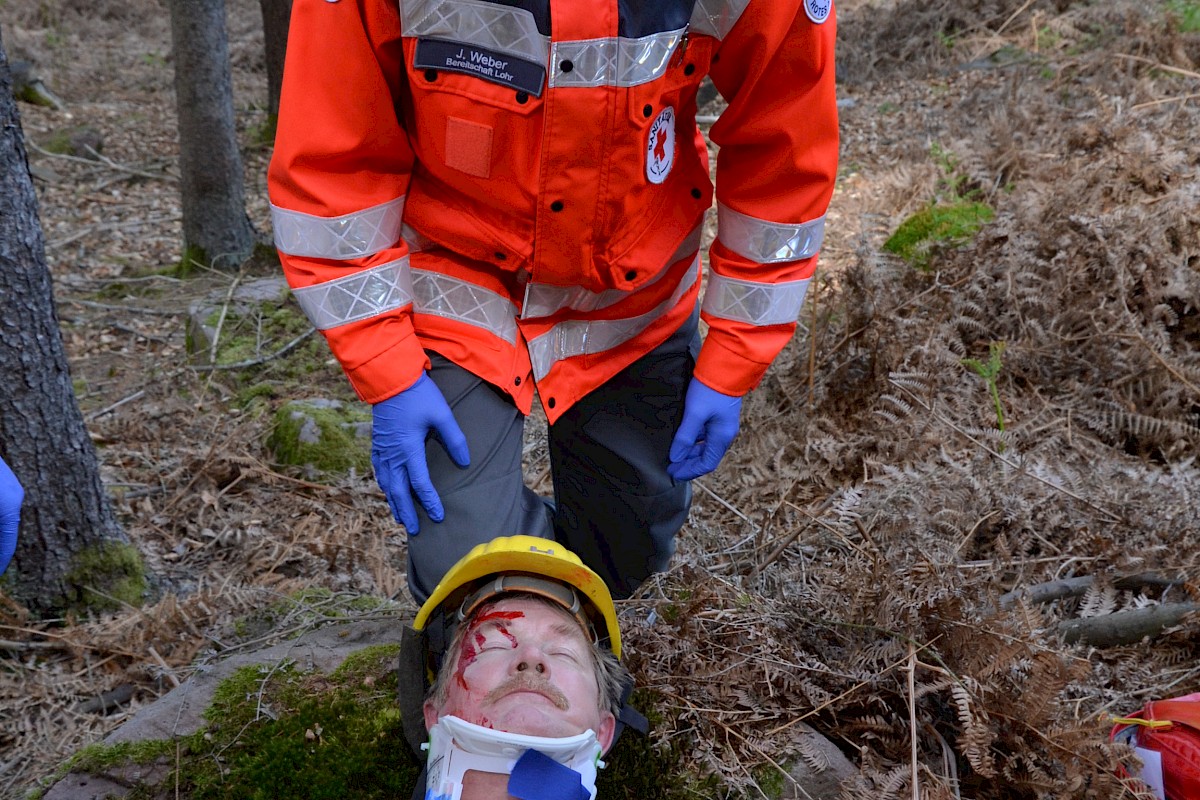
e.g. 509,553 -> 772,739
268,0 -> 838,423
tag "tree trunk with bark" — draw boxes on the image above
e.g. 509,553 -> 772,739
260,0 -> 292,121
167,0 -> 257,270
0,29 -> 136,616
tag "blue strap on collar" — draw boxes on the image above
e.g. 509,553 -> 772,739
507,749 -> 590,800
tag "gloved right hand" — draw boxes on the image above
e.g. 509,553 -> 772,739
371,373 -> 470,535
0,456 -> 23,576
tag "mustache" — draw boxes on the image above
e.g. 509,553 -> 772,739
483,673 -> 569,711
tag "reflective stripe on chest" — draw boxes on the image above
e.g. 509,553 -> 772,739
400,0 -> 751,91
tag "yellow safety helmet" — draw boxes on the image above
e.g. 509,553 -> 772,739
413,535 -> 621,658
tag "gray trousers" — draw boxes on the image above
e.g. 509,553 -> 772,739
405,309 -> 700,604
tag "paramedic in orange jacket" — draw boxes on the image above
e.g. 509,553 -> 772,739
268,0 -> 838,602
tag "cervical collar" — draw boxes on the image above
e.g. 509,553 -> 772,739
423,715 -> 602,800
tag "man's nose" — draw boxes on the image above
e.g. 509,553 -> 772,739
512,644 -> 548,675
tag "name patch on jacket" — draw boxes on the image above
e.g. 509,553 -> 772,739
415,39 -> 546,97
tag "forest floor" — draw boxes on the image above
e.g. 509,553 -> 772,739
2,0 -> 1200,798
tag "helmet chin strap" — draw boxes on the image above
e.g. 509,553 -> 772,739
423,715 -> 603,800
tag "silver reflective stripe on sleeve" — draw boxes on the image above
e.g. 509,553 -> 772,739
401,223 -> 436,254
271,197 -> 405,261
401,0 -> 548,65
521,225 -> 703,318
549,29 -> 684,89
701,273 -> 810,327
412,269 -> 519,345
292,258 -> 414,331
528,256 -> 700,380
689,0 -> 752,40
717,203 -> 825,264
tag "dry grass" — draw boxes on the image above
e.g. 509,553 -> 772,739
2,0 -> 1199,798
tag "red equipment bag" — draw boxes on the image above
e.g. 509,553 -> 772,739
1110,692 -> 1200,800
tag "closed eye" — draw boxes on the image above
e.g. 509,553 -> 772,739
476,628 -> 515,650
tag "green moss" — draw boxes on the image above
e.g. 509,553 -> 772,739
251,241 -> 282,269
598,689 -> 732,800
93,281 -> 135,300
40,127 -> 85,154
267,401 -> 372,476
65,541 -> 148,613
883,201 -> 995,271
752,761 -> 787,799
17,83 -> 59,108
60,644 -> 420,800
191,691 -> 416,799
1167,0 -> 1200,32
183,283 -> 347,407
250,114 -> 279,148
272,588 -> 396,621
237,382 -> 279,405
69,739 -> 176,772
231,590 -> 398,645
189,654 -> 420,799
174,245 -> 209,277
334,644 -> 403,683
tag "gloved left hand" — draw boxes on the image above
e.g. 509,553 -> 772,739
0,456 -> 23,577
667,378 -> 743,481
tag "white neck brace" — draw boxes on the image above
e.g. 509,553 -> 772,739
423,715 -> 602,800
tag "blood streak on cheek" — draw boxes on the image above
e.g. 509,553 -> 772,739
454,636 -> 479,691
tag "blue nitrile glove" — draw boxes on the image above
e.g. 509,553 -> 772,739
371,373 -> 470,534
0,456 -> 23,576
667,378 -> 743,481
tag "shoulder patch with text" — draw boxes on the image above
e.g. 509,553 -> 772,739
646,107 -> 676,185
804,0 -> 832,24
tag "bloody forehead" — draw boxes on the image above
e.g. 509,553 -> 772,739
468,596 -> 589,644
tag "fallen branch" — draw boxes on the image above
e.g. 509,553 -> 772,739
693,478 -> 759,532
1116,53 -> 1200,81
751,495 -> 837,578
191,328 -> 317,371
999,573 -> 1188,610
86,389 -> 146,422
47,215 -> 180,251
66,298 -> 183,317
26,140 -> 178,183
0,638 -> 65,652
1132,91 -> 1200,111
206,273 -> 247,366
76,684 -> 136,715
1058,603 -> 1200,647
